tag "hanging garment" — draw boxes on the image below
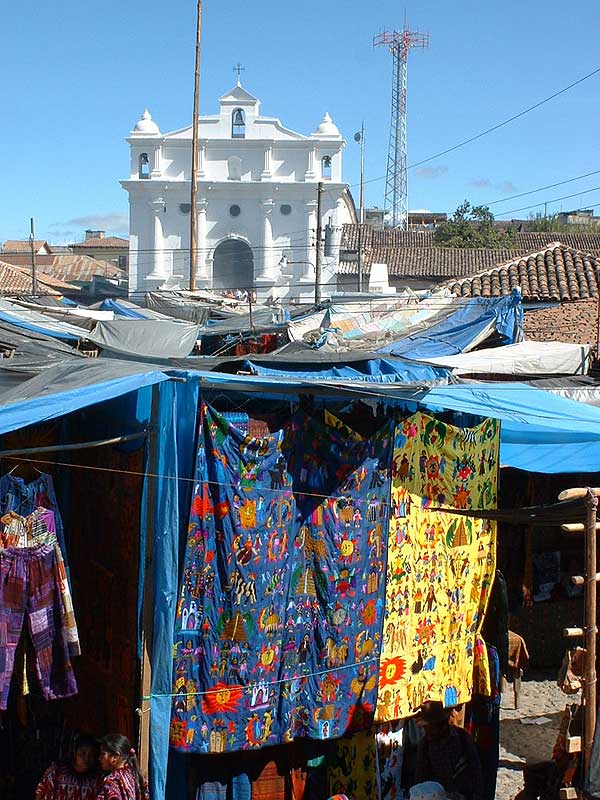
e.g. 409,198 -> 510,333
465,645 -> 501,800
170,406 -> 393,753
251,761 -> 285,800
327,729 -> 378,800
0,508 -> 80,656
0,544 -> 78,709
376,413 -> 499,721
0,473 -> 67,559
377,720 -> 405,800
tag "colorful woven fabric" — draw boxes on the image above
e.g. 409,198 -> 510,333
251,760 -> 285,800
327,729 -> 378,800
170,407 -> 392,752
376,413 -> 499,720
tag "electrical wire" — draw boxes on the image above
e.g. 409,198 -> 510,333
495,186 -> 600,218
483,170 -> 600,207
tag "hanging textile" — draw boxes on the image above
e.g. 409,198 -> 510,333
279,414 -> 392,741
376,412 -> 499,721
327,729 -> 378,800
170,407 -> 393,753
171,404 -> 295,753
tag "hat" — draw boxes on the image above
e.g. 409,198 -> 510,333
409,781 -> 447,800
414,700 -> 452,724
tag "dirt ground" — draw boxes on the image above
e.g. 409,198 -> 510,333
496,670 -> 578,799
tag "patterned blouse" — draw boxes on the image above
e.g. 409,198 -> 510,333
35,761 -> 98,800
96,765 -> 150,800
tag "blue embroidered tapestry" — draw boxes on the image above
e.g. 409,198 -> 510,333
170,406 -> 393,753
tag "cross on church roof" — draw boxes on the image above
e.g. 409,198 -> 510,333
233,62 -> 245,82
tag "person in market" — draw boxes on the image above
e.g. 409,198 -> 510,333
413,701 -> 484,800
35,733 -> 99,800
97,734 -> 149,800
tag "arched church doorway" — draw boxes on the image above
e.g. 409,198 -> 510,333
212,239 -> 254,291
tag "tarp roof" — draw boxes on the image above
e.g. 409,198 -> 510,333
421,341 -> 591,376
0,360 -> 169,435
88,319 -> 200,359
379,292 -> 523,360
0,298 -> 86,342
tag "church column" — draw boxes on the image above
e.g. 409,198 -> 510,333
305,147 -> 316,181
261,144 -> 272,180
198,142 -> 206,178
301,200 -> 317,280
150,146 -> 161,178
195,198 -> 209,283
147,197 -> 167,280
256,199 -> 275,282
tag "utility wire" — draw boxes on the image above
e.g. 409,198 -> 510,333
484,170 -> 600,207
354,65 -> 600,188
495,185 -> 600,217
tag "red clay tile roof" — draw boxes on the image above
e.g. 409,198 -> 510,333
42,255 -> 125,282
0,260 -> 80,295
2,240 -> 52,254
70,236 -> 128,249
523,301 -> 599,346
0,254 -> 124,282
446,245 -> 600,302
338,225 -> 600,279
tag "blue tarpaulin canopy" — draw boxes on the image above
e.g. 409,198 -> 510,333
379,291 -> 524,360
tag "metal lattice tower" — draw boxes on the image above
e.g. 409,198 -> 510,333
374,27 -> 429,229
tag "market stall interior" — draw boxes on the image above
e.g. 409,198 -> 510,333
2,361 -> 600,799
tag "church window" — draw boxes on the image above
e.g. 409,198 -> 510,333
179,203 -> 191,215
280,204 -> 292,216
139,153 -> 150,179
321,156 -> 332,179
232,108 -> 246,138
229,204 -> 241,217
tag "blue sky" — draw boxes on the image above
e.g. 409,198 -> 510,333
2,0 -> 599,243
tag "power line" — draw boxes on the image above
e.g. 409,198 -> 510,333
484,170 -> 600,207
354,64 -> 600,189
494,185 -> 600,218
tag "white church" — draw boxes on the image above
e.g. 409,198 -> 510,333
121,83 -> 357,299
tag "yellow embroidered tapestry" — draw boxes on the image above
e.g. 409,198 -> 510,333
375,412 -> 499,721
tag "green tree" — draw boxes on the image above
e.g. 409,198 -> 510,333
434,201 -> 515,248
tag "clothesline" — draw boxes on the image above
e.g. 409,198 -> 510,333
3,454 -> 499,514
147,654 -> 381,701
0,430 -> 148,458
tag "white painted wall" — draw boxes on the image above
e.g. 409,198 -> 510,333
122,84 -> 356,298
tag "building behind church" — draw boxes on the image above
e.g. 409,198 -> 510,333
122,83 -> 356,299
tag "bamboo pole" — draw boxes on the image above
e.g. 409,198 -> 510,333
584,488 -> 598,778
559,488 -> 600,501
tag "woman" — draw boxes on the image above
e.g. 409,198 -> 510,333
36,734 -> 98,800
97,735 -> 149,800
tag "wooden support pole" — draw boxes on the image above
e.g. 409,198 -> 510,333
572,573 -> 600,586
584,488 -> 598,779
561,522 -> 600,533
559,487 -> 600,501
564,627 -> 585,638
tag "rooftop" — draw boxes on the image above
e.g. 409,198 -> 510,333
70,236 -> 129,249
0,260 -> 80,295
446,244 -> 600,302
338,226 -> 600,280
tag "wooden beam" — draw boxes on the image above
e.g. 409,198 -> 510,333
572,573 -> 600,586
559,488 -> 600,501
564,627 -> 585,638
583,490 -> 598,777
561,522 -> 600,532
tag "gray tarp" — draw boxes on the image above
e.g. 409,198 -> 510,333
144,292 -> 211,324
88,319 -> 199,359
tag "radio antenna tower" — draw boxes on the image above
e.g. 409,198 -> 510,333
374,25 -> 429,229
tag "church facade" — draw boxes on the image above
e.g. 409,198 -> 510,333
122,83 -> 356,298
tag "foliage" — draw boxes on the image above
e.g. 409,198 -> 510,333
434,201 -> 516,248
525,212 -> 600,234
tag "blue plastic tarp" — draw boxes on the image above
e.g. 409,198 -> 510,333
0,361 -> 170,434
244,357 -> 448,383
99,299 -> 149,319
379,290 -> 524,360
